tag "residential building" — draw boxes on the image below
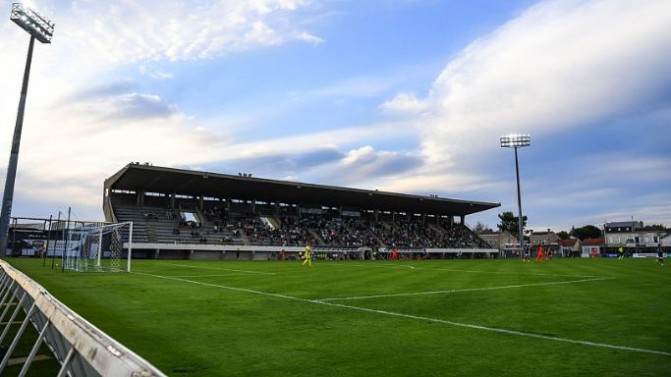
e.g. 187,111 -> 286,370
529,229 -> 559,247
558,238 -> 581,257
604,221 -> 669,254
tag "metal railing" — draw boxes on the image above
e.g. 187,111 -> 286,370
0,260 -> 166,376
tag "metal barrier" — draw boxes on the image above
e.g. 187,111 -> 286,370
0,260 -> 166,376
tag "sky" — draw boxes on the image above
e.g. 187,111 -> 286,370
0,0 -> 670,232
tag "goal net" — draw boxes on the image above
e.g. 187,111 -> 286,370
62,222 -> 133,272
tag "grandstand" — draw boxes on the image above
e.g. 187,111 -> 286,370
103,163 -> 500,260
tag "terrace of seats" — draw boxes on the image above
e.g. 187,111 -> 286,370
110,195 -> 489,250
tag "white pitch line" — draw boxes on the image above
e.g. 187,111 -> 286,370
133,271 -> 670,357
315,277 -> 615,302
133,271 -> 305,301
324,263 -> 601,278
158,262 -> 275,275
351,263 -> 415,270
320,300 -> 671,357
322,263 -> 415,270
167,274 -> 260,278
413,267 -> 603,279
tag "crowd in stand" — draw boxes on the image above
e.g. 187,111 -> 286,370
134,201 -> 485,249
201,211 -> 482,249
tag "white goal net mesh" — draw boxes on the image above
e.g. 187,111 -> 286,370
62,222 -> 133,272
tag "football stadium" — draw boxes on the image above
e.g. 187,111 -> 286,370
2,1 -> 670,376
1,163 -> 670,376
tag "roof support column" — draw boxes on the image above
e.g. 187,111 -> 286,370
136,191 -> 145,207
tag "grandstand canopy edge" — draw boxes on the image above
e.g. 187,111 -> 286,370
103,164 -> 500,220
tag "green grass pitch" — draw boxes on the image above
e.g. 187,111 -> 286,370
4,257 -> 671,376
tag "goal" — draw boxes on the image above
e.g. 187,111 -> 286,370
62,222 -> 133,272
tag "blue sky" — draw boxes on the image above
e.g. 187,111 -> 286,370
0,0 -> 669,232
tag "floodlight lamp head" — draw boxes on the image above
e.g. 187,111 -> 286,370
10,2 -> 54,43
500,134 -> 531,148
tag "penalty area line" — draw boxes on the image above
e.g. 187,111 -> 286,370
158,262 -> 275,275
316,277 -> 615,302
132,272 -> 669,357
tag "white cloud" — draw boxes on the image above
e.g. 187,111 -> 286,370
372,0 -> 671,229
296,31 -> 324,45
56,0 -> 320,65
0,0 -> 327,219
379,92 -> 428,115
2,0 -> 670,227
139,65 -> 175,80
406,0 -> 671,167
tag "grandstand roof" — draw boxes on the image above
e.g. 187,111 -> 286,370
104,164 -> 500,217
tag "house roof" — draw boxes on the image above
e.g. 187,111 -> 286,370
557,238 -> 579,247
581,238 -> 605,246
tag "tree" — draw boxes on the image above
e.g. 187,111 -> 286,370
570,225 -> 602,241
497,211 -> 527,238
556,231 -> 570,240
473,221 -> 493,233
646,224 -> 667,231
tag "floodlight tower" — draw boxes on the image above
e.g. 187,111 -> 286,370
500,134 -> 531,259
0,3 -> 55,254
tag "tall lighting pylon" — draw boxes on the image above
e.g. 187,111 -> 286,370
0,3 -> 55,254
500,134 -> 531,259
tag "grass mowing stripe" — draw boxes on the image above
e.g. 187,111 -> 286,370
131,271 -> 307,302
325,261 -> 604,278
159,262 -> 276,275
133,271 -> 669,358
315,276 -> 615,301
321,301 -> 671,358
421,267 -> 604,278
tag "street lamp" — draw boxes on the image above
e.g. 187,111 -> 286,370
500,134 -> 530,259
0,3 -> 55,254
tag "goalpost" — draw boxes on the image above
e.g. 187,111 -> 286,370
62,222 -> 133,272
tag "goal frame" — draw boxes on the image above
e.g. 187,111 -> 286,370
62,222 -> 133,272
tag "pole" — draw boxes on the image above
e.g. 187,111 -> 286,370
10,217 -> 18,257
96,225 -> 104,269
127,222 -> 133,272
51,211 -> 61,270
43,215 -> 52,267
62,207 -> 71,272
0,36 -> 36,255
514,146 -> 525,259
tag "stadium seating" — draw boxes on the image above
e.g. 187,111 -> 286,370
111,195 -> 484,248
